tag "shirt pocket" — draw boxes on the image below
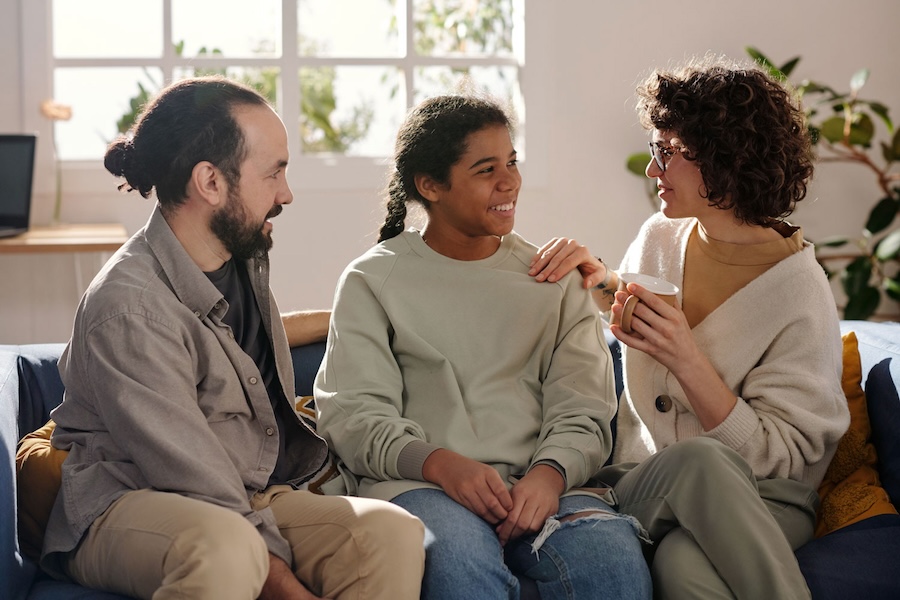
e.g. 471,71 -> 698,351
197,370 -> 253,422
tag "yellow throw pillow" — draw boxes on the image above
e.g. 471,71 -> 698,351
15,419 -> 68,562
815,331 -> 898,537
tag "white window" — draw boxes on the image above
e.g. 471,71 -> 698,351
23,0 -> 531,193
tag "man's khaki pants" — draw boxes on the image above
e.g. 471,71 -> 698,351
64,486 -> 425,600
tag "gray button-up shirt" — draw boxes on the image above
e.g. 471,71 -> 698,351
42,207 -> 328,576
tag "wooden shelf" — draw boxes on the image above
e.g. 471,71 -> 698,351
0,223 -> 128,254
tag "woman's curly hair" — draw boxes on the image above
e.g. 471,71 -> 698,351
636,55 -> 814,225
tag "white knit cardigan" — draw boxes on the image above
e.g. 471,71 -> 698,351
613,214 -> 849,489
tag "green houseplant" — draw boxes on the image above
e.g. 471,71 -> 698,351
625,48 -> 900,320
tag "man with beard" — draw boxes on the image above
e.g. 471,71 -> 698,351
38,77 -> 425,600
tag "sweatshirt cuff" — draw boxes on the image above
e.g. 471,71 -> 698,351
397,440 -> 442,481
531,459 -> 568,487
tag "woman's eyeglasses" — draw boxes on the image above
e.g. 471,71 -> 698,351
648,141 -> 678,173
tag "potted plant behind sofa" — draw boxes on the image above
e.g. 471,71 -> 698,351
625,48 -> 900,320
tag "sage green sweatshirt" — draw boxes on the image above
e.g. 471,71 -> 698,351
315,229 -> 616,501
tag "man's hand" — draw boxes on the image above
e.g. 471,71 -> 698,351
495,465 -> 563,545
259,553 -> 327,600
422,449 -> 514,525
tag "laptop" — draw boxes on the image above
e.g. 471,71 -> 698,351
0,134 -> 38,238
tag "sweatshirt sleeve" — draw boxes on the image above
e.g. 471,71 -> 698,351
315,265 -> 432,482
531,275 -> 618,487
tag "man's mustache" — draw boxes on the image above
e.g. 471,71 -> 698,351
266,205 -> 283,220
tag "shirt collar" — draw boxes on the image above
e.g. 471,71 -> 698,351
144,205 -> 225,320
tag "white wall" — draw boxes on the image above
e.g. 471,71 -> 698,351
2,0 -> 899,343
524,1 -> 900,272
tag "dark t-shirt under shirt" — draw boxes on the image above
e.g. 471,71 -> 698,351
206,258 -> 298,485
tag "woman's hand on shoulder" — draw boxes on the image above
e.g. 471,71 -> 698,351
529,237 -> 606,289
422,449 -> 513,525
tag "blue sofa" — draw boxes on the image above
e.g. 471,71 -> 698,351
3,322 -> 899,599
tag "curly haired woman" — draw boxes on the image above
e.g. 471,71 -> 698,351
530,55 -> 849,599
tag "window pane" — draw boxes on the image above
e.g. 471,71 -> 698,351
174,67 -> 280,110
53,67 -> 164,161
298,0 -> 401,57
172,0 -> 281,58
414,65 -> 520,108
53,0 -> 163,58
413,0 -> 515,57
299,66 -> 405,157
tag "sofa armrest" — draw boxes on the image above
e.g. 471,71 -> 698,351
2,343 -> 66,600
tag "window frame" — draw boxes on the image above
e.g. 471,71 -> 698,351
20,0 -> 548,197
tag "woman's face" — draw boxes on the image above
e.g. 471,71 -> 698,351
424,124 -> 521,243
646,130 -> 711,221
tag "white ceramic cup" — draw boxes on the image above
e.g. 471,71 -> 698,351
611,272 -> 679,333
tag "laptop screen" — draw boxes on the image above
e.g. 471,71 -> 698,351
0,134 -> 37,236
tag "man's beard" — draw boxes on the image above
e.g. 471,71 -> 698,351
210,189 -> 280,260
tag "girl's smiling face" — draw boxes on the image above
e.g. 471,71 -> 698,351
418,124 -> 521,259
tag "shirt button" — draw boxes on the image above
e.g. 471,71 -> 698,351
266,427 -> 275,436
655,395 -> 673,412
258,467 -> 267,472
193,311 -> 201,318
249,377 -> 258,385
214,302 -> 222,310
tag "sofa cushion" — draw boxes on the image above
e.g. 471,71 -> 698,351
814,332 -> 897,536
865,358 -> 900,506
796,513 -> 900,600
16,420 -> 65,562
1,346 -> 38,600
13,344 -> 67,436
842,321 -> 900,507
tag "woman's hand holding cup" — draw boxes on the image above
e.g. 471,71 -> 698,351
610,273 -> 679,334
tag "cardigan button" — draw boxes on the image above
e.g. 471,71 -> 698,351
655,395 -> 673,412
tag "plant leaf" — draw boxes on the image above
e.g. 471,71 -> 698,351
819,116 -> 846,143
626,152 -> 651,177
745,47 -> 774,69
886,276 -> 900,302
866,101 -> 893,133
815,236 -> 850,248
841,256 -> 873,297
744,46 -> 770,64
874,229 -> 900,261
843,285 -> 881,320
745,47 -> 787,80
865,196 -> 900,235
848,113 -> 875,146
850,68 -> 870,94
808,124 -> 820,145
893,128 -> 900,158
798,80 -> 839,97
779,57 -> 801,78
